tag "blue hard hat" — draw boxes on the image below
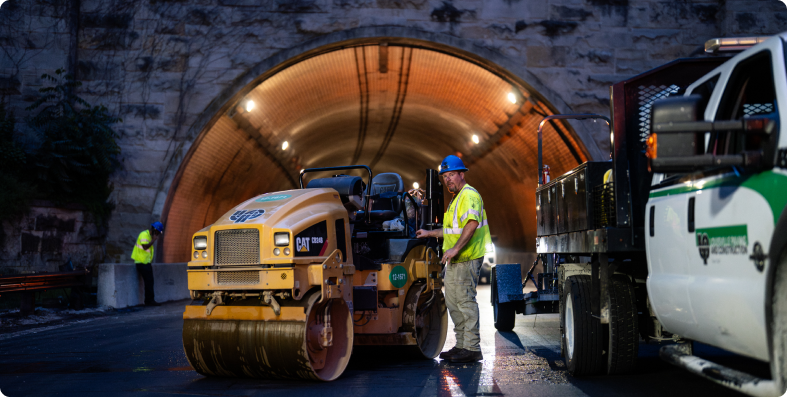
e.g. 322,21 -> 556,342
439,155 -> 468,175
151,222 -> 164,233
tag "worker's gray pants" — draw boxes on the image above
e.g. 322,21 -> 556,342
444,257 -> 484,352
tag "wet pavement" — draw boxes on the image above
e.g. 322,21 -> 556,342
0,285 -> 755,396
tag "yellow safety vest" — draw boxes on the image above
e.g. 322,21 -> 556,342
131,230 -> 154,264
443,184 -> 492,263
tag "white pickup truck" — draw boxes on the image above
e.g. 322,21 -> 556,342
492,33 -> 787,396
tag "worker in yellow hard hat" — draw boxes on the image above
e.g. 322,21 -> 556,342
131,222 -> 164,306
416,155 -> 492,363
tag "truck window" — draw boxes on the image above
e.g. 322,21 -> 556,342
692,74 -> 720,121
711,51 -> 776,155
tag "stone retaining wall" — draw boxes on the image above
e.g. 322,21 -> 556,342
1,0 -> 785,265
0,201 -> 105,274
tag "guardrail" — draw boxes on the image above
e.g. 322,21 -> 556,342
0,269 -> 92,314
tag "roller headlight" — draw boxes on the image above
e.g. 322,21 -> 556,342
193,236 -> 208,250
274,232 -> 290,246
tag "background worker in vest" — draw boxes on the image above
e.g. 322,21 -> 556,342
416,155 -> 492,363
131,222 -> 164,306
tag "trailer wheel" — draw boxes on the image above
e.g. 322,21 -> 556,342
563,275 -> 603,376
771,248 -> 787,394
494,301 -> 516,332
606,275 -> 639,375
491,267 -> 516,332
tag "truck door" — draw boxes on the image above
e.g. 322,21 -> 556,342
686,46 -> 785,361
645,73 -> 725,338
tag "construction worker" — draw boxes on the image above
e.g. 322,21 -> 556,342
416,155 -> 492,363
131,222 -> 164,306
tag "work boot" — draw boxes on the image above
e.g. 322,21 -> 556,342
447,349 -> 483,363
439,346 -> 463,359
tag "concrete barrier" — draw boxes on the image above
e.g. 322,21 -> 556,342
98,263 -> 189,308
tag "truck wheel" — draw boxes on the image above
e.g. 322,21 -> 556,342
494,301 -> 516,332
559,280 -> 566,357
771,249 -> 787,394
606,275 -> 639,375
491,267 -> 516,331
563,275 -> 603,376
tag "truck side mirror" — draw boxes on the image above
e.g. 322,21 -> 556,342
647,95 -> 704,160
646,95 -> 778,173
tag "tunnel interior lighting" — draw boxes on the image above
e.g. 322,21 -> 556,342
472,134 -> 479,144
282,141 -> 289,150
507,92 -> 517,104
413,182 -> 419,189
245,100 -> 255,112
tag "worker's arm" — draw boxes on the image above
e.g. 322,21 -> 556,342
416,228 -> 443,239
140,233 -> 159,250
441,220 -> 478,265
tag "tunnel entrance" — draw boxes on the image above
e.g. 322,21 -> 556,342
159,37 -> 594,263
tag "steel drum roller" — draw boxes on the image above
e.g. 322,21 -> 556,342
183,291 -> 352,381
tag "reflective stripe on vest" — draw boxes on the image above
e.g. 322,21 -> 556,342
443,185 -> 486,235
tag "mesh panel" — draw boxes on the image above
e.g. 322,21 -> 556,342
217,271 -> 260,285
215,229 -> 260,265
743,103 -> 774,116
638,84 -> 680,149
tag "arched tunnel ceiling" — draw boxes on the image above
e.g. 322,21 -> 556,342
161,41 -> 593,263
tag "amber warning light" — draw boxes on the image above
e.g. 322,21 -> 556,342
645,133 -> 658,172
645,134 -> 658,160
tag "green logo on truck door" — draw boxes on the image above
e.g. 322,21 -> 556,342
389,265 -> 408,288
696,224 -> 748,265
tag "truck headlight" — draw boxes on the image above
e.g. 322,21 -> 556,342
194,236 -> 208,250
274,232 -> 290,246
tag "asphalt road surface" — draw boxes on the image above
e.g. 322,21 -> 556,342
0,285 -> 761,397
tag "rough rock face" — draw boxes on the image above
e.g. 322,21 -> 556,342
0,0 -> 785,266
0,202 -> 105,273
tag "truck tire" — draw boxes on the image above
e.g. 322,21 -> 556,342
491,267 -> 516,331
606,275 -> 639,375
559,277 -> 566,357
771,249 -> 787,394
494,301 -> 516,332
563,275 -> 603,376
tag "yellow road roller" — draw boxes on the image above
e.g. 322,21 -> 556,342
183,165 -> 448,381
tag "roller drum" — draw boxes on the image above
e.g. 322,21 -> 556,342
183,291 -> 352,381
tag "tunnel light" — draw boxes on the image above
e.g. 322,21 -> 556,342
413,182 -> 420,189
472,134 -> 480,144
507,92 -> 517,104
282,141 -> 289,150
245,100 -> 255,112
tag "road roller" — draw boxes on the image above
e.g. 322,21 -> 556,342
183,165 -> 448,381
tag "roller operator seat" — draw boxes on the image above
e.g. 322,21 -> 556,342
367,172 -> 404,221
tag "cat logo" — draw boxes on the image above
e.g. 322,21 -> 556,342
296,237 -> 310,252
